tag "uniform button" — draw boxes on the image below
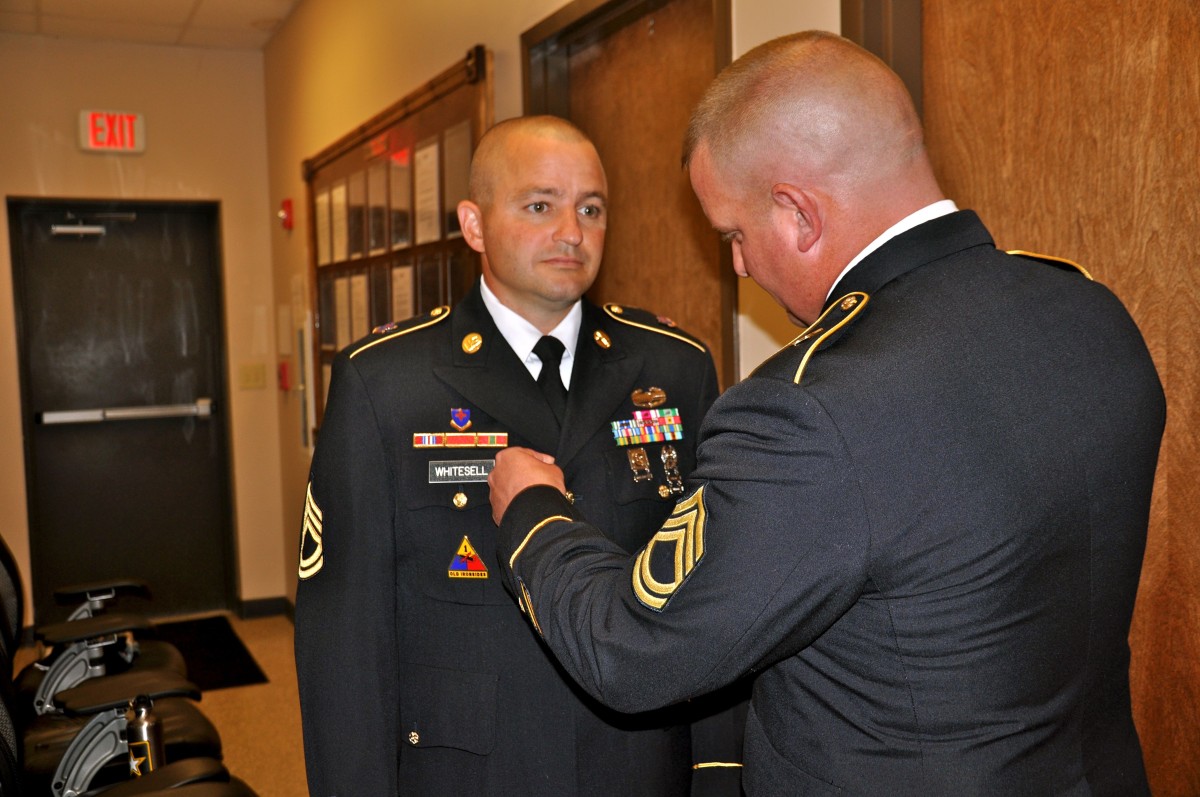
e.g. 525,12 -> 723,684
408,731 -> 420,745
453,491 -> 468,509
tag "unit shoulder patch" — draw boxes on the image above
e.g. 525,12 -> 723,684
447,536 -> 488,579
1006,249 -> 1093,280
602,303 -> 707,353
349,305 -> 451,359
632,486 -> 707,611
785,291 -> 869,385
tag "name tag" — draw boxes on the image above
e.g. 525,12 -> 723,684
428,459 -> 494,483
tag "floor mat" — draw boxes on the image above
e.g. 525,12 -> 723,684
149,614 -> 268,691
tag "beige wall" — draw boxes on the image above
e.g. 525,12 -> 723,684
0,34 -> 286,620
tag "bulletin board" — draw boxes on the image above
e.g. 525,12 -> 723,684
304,45 -> 493,418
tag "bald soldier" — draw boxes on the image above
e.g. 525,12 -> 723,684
489,33 -> 1165,795
294,116 -> 743,795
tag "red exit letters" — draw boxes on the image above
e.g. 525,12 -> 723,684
79,110 -> 145,153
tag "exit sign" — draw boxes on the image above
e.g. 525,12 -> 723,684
79,110 -> 145,153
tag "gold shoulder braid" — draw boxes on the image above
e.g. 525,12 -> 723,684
1006,250 -> 1093,280
602,304 -> 707,353
349,305 -> 451,359
790,292 -> 869,385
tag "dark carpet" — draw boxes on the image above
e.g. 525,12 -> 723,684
150,615 -> 268,691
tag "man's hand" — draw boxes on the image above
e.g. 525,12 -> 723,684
489,447 -> 565,524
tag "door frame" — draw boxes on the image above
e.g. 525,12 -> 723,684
7,196 -> 238,620
840,0 -> 924,117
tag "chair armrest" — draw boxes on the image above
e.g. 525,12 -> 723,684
54,670 -> 200,716
54,579 -> 152,605
36,612 -> 153,645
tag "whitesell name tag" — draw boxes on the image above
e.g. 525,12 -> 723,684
428,459 -> 494,483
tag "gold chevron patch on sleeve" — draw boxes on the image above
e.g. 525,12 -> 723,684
297,482 -> 324,580
632,486 -> 707,611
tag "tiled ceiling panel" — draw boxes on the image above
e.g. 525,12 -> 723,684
0,0 -> 300,50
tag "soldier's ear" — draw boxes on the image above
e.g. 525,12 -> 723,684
771,183 -> 822,253
457,200 -> 486,254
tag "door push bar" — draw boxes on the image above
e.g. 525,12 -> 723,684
39,398 -> 213,426
50,224 -> 106,237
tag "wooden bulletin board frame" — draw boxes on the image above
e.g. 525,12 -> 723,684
304,46 -> 493,421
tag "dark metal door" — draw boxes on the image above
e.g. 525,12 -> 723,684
8,199 -> 234,623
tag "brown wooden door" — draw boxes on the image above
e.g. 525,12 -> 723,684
9,199 -> 235,623
922,3 -> 1200,794
524,0 -> 735,387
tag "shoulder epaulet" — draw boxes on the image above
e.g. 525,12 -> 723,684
602,303 -> 707,353
1006,249 -> 1093,280
349,305 -> 450,359
787,291 -> 869,385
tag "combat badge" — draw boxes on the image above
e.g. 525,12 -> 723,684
631,386 -> 667,408
448,536 -> 488,579
297,482 -> 324,580
633,486 -> 707,611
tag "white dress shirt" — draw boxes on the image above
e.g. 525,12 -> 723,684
827,199 -> 959,300
479,277 -> 582,389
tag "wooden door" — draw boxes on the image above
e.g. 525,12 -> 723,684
524,0 -> 735,387
922,3 -> 1200,794
9,199 -> 235,623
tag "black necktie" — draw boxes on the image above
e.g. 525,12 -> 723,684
532,335 -> 568,425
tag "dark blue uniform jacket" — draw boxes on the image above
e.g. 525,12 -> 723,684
296,281 -> 735,796
498,212 -> 1165,796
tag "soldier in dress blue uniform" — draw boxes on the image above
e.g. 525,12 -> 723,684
294,115 -> 744,796
489,33 -> 1164,796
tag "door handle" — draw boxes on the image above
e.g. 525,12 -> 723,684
39,398 -> 213,425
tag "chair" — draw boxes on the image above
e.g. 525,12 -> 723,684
0,537 -> 256,795
0,538 -> 186,724
0,664 -> 254,796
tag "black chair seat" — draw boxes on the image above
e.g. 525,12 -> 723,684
23,696 -> 222,791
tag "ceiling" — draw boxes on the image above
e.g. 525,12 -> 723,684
0,0 -> 301,50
